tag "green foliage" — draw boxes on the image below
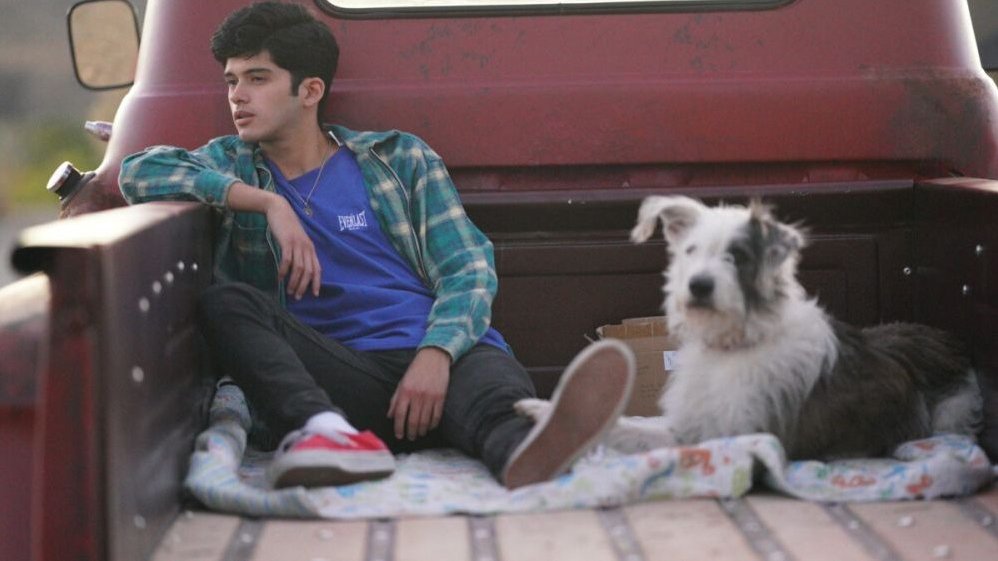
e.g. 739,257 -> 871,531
8,121 -> 103,207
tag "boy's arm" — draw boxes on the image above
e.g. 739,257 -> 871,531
226,183 -> 322,298
119,143 -> 241,208
119,142 -> 321,298
389,149 -> 497,440
415,152 -> 499,362
381,137 -> 500,440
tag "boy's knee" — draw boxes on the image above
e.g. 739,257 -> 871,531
197,282 -> 262,324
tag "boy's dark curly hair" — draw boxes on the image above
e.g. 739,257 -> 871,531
211,2 -> 339,123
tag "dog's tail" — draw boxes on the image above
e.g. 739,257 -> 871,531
863,323 -> 982,436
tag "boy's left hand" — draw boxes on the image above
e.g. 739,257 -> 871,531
388,347 -> 452,440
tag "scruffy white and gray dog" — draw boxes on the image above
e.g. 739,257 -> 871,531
518,196 -> 982,460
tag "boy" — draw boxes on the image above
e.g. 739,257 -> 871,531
119,1 -> 633,489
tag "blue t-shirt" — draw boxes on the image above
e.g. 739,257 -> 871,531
267,148 -> 507,353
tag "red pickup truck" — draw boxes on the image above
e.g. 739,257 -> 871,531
2,1 -> 997,560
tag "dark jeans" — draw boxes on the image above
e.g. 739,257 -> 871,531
196,282 -> 536,477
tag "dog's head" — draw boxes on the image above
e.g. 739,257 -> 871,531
631,196 -> 806,348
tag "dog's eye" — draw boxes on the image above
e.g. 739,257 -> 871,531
728,247 -> 749,265
685,245 -> 697,255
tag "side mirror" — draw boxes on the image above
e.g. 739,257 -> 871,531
68,0 -> 140,90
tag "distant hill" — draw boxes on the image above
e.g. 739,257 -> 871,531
0,0 -> 144,211
0,0 -> 145,122
971,0 -> 998,66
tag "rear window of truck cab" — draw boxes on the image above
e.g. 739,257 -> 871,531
321,0 -> 789,16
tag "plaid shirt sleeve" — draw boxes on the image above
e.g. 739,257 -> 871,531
118,138 -> 242,208
408,143 -> 499,360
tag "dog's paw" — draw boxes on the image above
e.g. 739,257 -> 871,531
604,416 -> 679,453
513,398 -> 552,423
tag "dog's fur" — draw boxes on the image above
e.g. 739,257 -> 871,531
517,196 -> 982,460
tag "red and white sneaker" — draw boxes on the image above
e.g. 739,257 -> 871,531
268,429 -> 396,489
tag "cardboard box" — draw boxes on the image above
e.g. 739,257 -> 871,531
596,317 -> 678,416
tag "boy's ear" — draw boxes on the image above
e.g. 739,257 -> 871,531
299,76 -> 326,107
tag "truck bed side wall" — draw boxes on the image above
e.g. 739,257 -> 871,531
914,178 -> 998,459
10,203 -> 214,561
0,275 -> 49,561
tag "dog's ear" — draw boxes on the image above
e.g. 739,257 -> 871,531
748,200 -> 806,267
631,196 -> 704,245
767,222 -> 806,268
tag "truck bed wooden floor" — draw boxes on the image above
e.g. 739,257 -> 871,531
151,487 -> 998,561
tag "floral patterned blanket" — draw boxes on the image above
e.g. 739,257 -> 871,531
185,384 -> 997,519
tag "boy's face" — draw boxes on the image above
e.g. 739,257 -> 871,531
224,50 -> 303,143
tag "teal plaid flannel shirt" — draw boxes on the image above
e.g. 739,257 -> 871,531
119,125 -> 499,360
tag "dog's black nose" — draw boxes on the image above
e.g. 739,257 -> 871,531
689,275 -> 714,300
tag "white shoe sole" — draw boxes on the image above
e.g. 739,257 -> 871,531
502,339 -> 635,489
269,449 -> 396,489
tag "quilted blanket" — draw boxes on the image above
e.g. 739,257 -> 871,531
185,384 -> 997,519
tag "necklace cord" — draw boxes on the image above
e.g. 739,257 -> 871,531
286,142 -> 333,214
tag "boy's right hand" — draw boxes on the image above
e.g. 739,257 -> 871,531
224,181 -> 322,299
266,197 -> 321,299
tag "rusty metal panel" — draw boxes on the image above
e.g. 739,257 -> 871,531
97,206 -> 214,561
27,247 -> 106,561
73,0 -> 998,218
0,274 -> 50,561
13,202 -> 214,561
0,274 -> 49,406
115,0 -> 996,174
914,178 -> 998,462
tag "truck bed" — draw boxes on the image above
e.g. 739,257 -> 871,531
151,490 -> 998,561
4,179 -> 997,561
6,183 -> 996,550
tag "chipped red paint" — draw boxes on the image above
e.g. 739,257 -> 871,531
6,203 -> 215,561
0,276 -> 49,561
30,251 -> 105,561
65,0 -> 998,217
0,268 -> 103,561
0,408 -> 34,561
0,303 -> 44,406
